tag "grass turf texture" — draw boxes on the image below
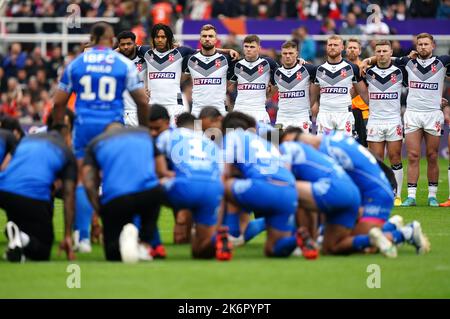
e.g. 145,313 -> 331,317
0,159 -> 449,298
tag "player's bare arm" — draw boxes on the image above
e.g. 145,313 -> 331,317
52,89 -> 71,126
59,178 -> 76,260
82,164 -> 101,213
130,88 -> 150,126
353,80 -> 369,105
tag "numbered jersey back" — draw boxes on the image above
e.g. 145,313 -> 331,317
58,47 -> 142,124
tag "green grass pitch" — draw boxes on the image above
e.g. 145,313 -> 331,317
0,159 -> 449,298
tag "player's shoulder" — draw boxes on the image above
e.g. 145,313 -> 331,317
261,56 -> 279,67
111,50 -> 135,67
436,55 -> 450,66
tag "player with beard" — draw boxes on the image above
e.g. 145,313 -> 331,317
345,38 -> 369,147
362,33 -> 450,207
184,24 -> 236,116
311,35 -> 369,136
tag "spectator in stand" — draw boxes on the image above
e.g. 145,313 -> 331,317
437,0 -> 450,18
340,12 -> 363,35
271,0 -> 298,19
150,0 -> 176,27
410,0 -> 439,17
2,43 -> 27,78
292,26 -> 316,62
222,33 -> 242,55
229,0 -> 258,18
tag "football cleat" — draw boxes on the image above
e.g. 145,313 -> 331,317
369,227 -> 397,258
138,243 -> 154,261
439,199 -> 450,207
296,227 -> 319,260
428,197 -> 439,207
401,197 -> 416,207
227,234 -> 245,247
215,227 -> 232,261
388,215 -> 404,230
408,221 -> 431,255
150,244 -> 167,259
5,221 -> 25,263
119,223 -> 140,264
394,197 -> 402,207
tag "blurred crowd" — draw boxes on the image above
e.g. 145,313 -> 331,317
1,0 -> 449,124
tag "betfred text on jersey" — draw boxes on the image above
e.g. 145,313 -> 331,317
193,78 -> 222,85
237,83 -> 266,90
409,81 -> 438,90
369,92 -> 399,100
279,90 -> 305,99
149,72 -> 176,79
320,87 -> 348,94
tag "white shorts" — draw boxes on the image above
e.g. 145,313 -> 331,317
124,111 -> 138,127
403,109 -> 444,136
276,114 -> 312,131
316,111 -> 354,136
366,120 -> 403,142
166,104 -> 188,126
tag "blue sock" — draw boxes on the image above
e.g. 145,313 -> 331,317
74,185 -> 94,240
244,218 -> 266,242
382,221 -> 396,232
150,227 -> 162,247
224,213 -> 240,237
352,235 -> 371,251
387,230 -> 405,245
132,215 -> 141,230
273,236 -> 297,257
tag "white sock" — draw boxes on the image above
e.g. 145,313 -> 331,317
392,164 -> 403,198
400,225 -> 413,242
407,184 -> 417,199
20,231 -> 30,247
428,183 -> 438,199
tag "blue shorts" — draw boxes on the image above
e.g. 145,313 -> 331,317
360,187 -> 394,223
312,177 -> 361,229
231,178 -> 298,232
73,122 -> 109,159
164,177 -> 224,226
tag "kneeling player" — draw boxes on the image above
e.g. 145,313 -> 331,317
222,112 -> 313,258
157,113 -> 230,260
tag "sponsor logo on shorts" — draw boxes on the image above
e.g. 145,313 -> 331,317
409,81 -> 438,90
279,90 -> 305,98
320,87 -> 348,94
369,92 -> 399,100
149,72 -> 176,79
237,83 -> 266,90
193,78 -> 222,85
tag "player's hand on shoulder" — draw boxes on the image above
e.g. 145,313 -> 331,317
360,59 -> 370,76
408,50 -> 418,59
229,49 -> 240,60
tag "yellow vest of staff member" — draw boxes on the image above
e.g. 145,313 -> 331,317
352,60 -> 369,120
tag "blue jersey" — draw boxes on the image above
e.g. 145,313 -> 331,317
0,131 -> 77,201
0,128 -> 17,163
58,46 -> 143,125
156,127 -> 222,180
280,141 -> 348,182
224,129 -> 295,184
84,127 -> 159,204
319,132 -> 392,195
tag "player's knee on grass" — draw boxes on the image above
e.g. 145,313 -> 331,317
174,209 -> 192,244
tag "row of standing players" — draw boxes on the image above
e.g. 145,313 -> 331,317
0,22 -> 445,262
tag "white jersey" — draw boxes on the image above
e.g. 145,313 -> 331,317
138,45 -> 195,107
185,50 -> 234,116
366,63 -> 405,122
231,56 -> 278,114
123,53 -> 147,115
314,59 -> 363,112
394,55 -> 450,112
275,63 -> 315,118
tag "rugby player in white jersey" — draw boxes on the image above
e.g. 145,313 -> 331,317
362,33 -> 450,207
184,24 -> 236,117
274,40 -> 316,130
229,35 -> 279,123
311,35 -> 369,136
365,40 -> 406,206
117,31 -> 148,127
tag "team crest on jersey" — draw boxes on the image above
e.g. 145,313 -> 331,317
435,121 -> 441,132
136,63 -> 143,72
302,122 -> 309,129
258,64 -> 264,74
431,64 -> 437,73
391,73 -> 397,83
215,59 -> 221,68
340,69 -> 347,78
345,121 -> 351,132
168,54 -> 175,62
296,71 -> 302,80
396,125 -> 402,136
